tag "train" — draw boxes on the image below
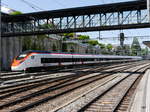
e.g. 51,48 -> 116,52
11,50 -> 142,71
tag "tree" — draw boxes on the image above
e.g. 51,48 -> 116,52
141,47 -> 149,56
62,43 -> 68,52
106,44 -> 113,52
85,49 -> 88,53
115,46 -> 123,55
123,45 -> 131,55
39,23 -> 55,29
70,46 -> 75,53
78,35 -> 90,40
131,37 -> 141,55
52,44 -> 57,51
10,11 -> 22,15
145,47 -> 149,55
88,40 -> 99,46
22,37 -> 32,51
22,35 -> 47,51
98,43 -> 106,49
10,11 -> 48,51
63,33 -> 74,39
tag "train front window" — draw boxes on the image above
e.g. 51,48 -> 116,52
16,54 -> 27,60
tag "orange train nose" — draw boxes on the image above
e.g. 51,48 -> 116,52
11,60 -> 22,66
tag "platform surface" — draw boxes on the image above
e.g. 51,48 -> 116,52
129,69 -> 150,112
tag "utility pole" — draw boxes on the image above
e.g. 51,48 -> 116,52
0,4 -> 2,74
147,0 -> 150,22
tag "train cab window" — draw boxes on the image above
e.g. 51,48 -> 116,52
16,54 -> 27,60
31,56 -> 35,59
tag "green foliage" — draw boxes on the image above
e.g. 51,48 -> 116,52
62,43 -> 68,52
63,33 -> 74,38
78,35 -> 90,40
37,35 -> 48,39
63,37 -> 67,41
22,35 -> 47,51
106,44 -> 113,51
39,23 -> 55,29
88,40 -> 99,46
98,43 -> 105,49
10,11 -> 22,15
115,45 -> 131,55
70,46 -> 75,53
85,49 -> 88,53
141,47 -> 149,56
52,44 -> 57,51
131,37 -> 141,50
131,37 -> 141,55
22,36 -> 33,51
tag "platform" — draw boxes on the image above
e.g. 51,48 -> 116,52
129,69 -> 150,112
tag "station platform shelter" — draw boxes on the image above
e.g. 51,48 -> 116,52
143,41 -> 150,59
143,41 -> 150,48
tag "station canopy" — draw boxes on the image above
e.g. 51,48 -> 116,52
143,41 -> 150,48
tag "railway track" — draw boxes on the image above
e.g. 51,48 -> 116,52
0,61 -> 141,85
0,61 -> 143,87
0,61 -> 144,95
76,65 -> 149,112
52,63 -> 149,112
114,72 -> 144,112
0,61 -> 148,112
0,61 -> 122,77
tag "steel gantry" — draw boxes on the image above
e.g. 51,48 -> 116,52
1,0 -> 150,37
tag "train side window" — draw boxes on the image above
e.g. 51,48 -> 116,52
31,56 -> 35,59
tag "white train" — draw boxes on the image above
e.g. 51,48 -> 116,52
11,50 -> 142,71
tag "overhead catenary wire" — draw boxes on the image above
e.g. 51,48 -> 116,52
1,2 -> 9,7
49,0 -> 67,8
20,0 -> 44,11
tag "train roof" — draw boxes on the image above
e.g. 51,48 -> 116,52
21,50 -> 51,54
20,50 -> 142,59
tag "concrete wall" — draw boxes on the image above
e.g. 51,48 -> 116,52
1,37 -> 22,70
44,38 -> 60,51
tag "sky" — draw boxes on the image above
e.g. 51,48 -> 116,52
1,0 -> 150,48
2,0 -> 134,13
